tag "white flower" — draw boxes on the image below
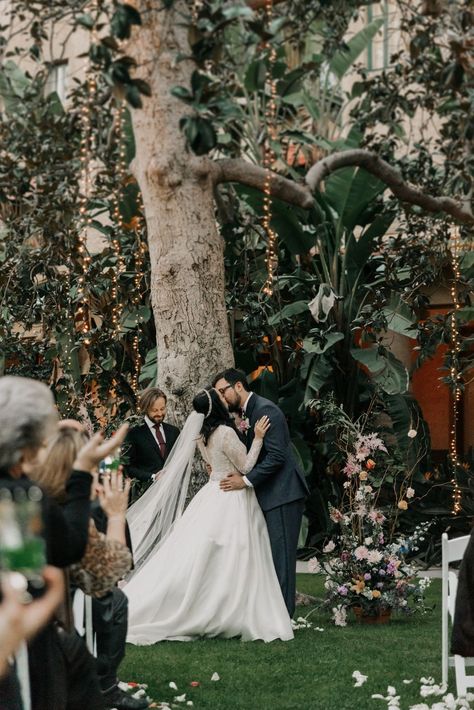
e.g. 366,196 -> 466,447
332,605 -> 347,627
352,670 -> 368,687
407,429 -> 417,438
211,672 -> 220,682
308,557 -> 321,574
308,284 -> 337,322
406,487 -> 415,499
367,549 -> 383,564
364,537 -> 373,545
323,540 -> 336,553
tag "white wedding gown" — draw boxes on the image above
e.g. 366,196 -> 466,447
124,425 -> 294,644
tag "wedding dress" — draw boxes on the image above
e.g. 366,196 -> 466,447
124,424 -> 294,644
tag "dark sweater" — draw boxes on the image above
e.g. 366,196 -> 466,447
0,469 -> 92,567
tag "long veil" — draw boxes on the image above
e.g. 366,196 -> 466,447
126,411 -> 204,575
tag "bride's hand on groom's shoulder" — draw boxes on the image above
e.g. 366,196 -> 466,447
254,416 -> 271,439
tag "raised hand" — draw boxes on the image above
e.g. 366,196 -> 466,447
254,415 -> 271,440
73,423 -> 129,473
98,469 -> 130,519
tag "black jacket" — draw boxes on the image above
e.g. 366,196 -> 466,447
122,421 -> 180,482
244,394 -> 309,511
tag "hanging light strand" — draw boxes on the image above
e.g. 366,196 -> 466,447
110,100 -> 127,337
262,0 -> 278,297
130,192 -> 146,395
449,225 -> 462,514
76,70 -> 97,346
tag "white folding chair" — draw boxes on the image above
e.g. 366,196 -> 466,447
441,532 -> 474,695
72,588 -> 96,656
14,641 -> 31,710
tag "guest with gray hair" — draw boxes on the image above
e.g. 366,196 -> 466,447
0,375 -> 129,710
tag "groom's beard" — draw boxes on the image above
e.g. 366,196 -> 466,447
227,400 -> 240,414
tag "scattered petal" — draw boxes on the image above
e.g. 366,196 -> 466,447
190,681 -> 200,687
211,672 -> 220,682
169,682 -> 178,690
174,693 -> 186,702
403,679 -> 414,684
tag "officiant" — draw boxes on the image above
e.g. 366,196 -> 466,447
123,387 -> 180,501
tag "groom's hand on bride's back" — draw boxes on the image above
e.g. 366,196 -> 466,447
220,473 -> 246,491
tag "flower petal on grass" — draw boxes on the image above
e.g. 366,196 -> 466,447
211,672 -> 220,681
169,682 -> 178,690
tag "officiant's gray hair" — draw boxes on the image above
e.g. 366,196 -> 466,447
0,376 -> 58,470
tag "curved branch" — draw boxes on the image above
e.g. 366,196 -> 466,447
306,149 -> 474,225
212,158 -> 313,210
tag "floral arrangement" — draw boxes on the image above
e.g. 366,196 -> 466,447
307,399 -> 431,626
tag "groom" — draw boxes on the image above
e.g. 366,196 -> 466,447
213,368 -> 309,617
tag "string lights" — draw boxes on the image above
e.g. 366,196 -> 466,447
262,0 -> 278,297
110,100 -> 127,336
449,225 -> 462,514
130,192 -> 147,394
76,71 -> 96,346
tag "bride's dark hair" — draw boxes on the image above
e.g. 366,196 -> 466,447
192,387 -> 236,445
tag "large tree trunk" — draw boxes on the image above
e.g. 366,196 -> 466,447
128,1 -> 234,422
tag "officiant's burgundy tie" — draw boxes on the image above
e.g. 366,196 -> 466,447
154,424 -> 167,459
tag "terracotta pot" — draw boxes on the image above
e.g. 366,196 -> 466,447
352,606 -> 392,625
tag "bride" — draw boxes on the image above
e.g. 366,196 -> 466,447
124,386 -> 294,644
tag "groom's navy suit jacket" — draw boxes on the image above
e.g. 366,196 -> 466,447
244,394 -> 309,511
122,421 -> 180,482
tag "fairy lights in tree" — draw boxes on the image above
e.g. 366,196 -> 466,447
130,192 -> 146,395
110,100 -> 127,336
449,225 -> 462,515
76,71 -> 96,346
262,0 -> 278,297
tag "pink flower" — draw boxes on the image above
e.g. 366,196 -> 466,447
354,545 -> 369,560
367,509 -> 386,525
238,419 -> 250,433
343,454 -> 361,477
323,540 -> 336,553
308,557 -> 321,573
330,508 -> 344,523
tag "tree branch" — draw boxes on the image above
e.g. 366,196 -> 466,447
212,158 -> 314,210
306,149 -> 474,225
246,0 -> 286,9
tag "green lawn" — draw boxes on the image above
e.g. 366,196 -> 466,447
120,574 -> 448,710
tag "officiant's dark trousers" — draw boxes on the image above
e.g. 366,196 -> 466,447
264,498 -> 305,618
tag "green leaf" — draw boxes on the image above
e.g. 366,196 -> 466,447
139,347 -> 157,384
325,166 -> 386,233
304,353 -> 334,399
268,301 -> 308,325
244,60 -> 267,92
303,332 -> 344,354
76,13 -> 94,29
291,437 -> 313,476
382,296 -> 418,338
350,347 -> 409,395
328,18 -> 384,80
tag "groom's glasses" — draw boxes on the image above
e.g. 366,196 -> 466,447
217,384 -> 234,395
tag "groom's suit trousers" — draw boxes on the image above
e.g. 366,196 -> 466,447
264,498 -> 305,618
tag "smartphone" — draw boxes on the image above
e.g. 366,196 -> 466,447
0,485 -> 47,587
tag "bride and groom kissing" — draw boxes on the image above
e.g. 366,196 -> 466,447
124,368 -> 309,644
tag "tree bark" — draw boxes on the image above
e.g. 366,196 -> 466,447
128,1 -> 234,421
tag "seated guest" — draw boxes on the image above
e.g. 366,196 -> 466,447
33,424 -> 146,710
0,375 -> 128,710
123,387 -> 179,500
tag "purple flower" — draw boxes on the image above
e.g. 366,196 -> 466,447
340,551 -> 350,562
364,573 -> 372,581
378,533 -> 384,545
376,582 -> 384,589
337,585 -> 348,596
379,569 -> 386,576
